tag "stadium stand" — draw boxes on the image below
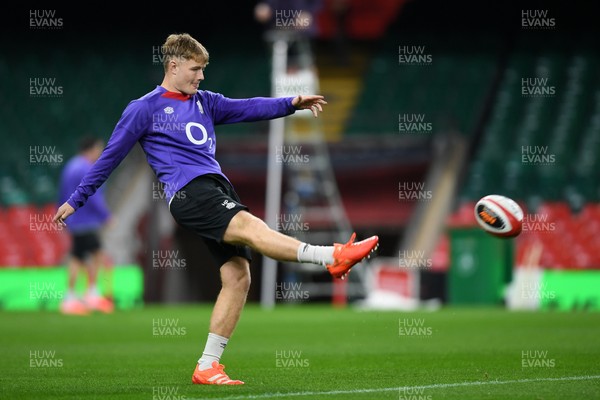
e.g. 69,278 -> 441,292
450,33 -> 600,269
346,33 -> 499,137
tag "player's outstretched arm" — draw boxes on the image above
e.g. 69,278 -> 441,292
210,93 -> 327,124
53,202 -> 75,226
292,95 -> 327,118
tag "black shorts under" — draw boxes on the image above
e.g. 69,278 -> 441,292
169,174 -> 252,267
71,231 -> 101,261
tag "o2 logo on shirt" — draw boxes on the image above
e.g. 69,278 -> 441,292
185,122 -> 213,151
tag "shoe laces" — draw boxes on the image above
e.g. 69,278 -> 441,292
214,363 -> 226,373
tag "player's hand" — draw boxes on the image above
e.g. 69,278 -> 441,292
292,95 -> 327,118
53,202 -> 75,227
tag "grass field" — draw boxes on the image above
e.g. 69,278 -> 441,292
1,305 -> 599,399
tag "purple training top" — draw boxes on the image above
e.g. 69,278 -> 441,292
67,87 -> 296,210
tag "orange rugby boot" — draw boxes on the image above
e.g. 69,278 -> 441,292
192,361 -> 244,385
326,232 -> 379,279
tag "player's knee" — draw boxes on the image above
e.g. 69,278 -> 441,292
225,211 -> 269,247
229,271 -> 250,294
221,257 -> 251,293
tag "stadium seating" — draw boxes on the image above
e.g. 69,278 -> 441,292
461,35 -> 600,207
0,204 -> 69,267
343,31 -> 599,270
453,34 -> 600,269
346,33 -> 498,136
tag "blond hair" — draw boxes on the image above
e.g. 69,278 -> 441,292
161,33 -> 209,72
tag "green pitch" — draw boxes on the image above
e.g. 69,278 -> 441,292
1,305 -> 599,399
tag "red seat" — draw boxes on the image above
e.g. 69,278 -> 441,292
6,205 -> 36,229
580,203 -> 600,220
535,202 -> 572,221
447,201 -> 477,227
0,204 -> 69,267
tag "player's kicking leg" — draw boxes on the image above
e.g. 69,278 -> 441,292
189,213 -> 378,385
192,211 -> 378,385
169,175 -> 378,386
190,210 -> 378,385
224,210 -> 379,279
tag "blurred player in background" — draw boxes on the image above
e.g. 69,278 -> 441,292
54,33 -> 378,384
58,136 -> 114,315
254,0 -> 322,71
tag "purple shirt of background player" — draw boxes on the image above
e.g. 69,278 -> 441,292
59,153 -> 110,233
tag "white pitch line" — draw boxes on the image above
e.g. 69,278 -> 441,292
199,374 -> 600,400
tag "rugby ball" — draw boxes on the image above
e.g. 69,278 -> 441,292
474,195 -> 523,238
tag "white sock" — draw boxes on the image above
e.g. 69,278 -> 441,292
297,243 -> 335,266
65,289 -> 77,301
198,333 -> 229,370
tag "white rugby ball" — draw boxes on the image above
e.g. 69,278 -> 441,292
474,195 -> 523,238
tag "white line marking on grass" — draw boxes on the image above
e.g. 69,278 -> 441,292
201,375 -> 600,400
